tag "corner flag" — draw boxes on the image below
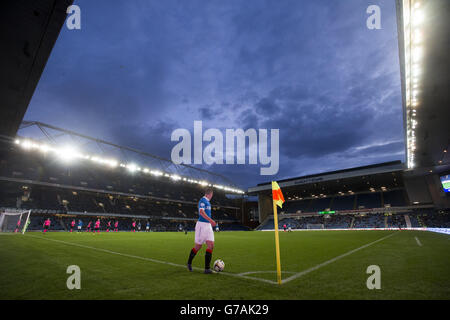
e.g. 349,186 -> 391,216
272,181 -> 285,208
271,181 -> 284,284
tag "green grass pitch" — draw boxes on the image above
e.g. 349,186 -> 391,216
0,230 -> 449,299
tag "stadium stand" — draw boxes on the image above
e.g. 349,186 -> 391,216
356,193 -> 382,209
308,197 -> 332,212
0,139 -> 249,231
331,195 -> 355,210
382,190 -> 407,207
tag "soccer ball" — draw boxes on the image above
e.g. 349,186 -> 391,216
213,259 -> 225,272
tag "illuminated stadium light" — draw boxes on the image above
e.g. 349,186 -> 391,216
126,163 -> 138,172
413,30 -> 422,44
58,146 -> 83,162
413,47 -> 422,61
21,140 -> 32,150
13,138 -> 245,194
38,144 -> 52,153
402,0 -> 425,169
412,9 -> 424,25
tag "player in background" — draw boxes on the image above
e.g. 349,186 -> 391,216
106,220 -> 111,232
283,223 -> 287,232
14,217 -> 21,233
288,223 -> 292,232
215,222 -> 219,232
146,221 -> 150,232
86,221 -> 92,232
138,221 -> 141,232
184,223 -> 188,235
43,218 -> 51,233
77,219 -> 83,232
132,220 -> 136,232
114,220 -> 119,232
70,219 -> 75,232
94,219 -> 100,234
186,188 -> 216,274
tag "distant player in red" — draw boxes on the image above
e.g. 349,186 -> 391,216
14,218 -> 21,233
94,219 -> 100,234
114,220 -> 119,232
132,221 -> 136,232
283,224 -> 287,232
70,219 -> 75,232
106,220 -> 111,232
86,221 -> 92,232
43,218 -> 51,233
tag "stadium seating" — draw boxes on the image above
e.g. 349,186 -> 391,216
0,142 -> 239,209
352,213 -> 385,228
356,193 -> 382,209
282,199 -> 311,213
0,140 -> 251,231
382,190 -> 407,207
308,197 -> 332,212
331,195 -> 355,210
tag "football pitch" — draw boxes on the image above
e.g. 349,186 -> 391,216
0,230 -> 449,300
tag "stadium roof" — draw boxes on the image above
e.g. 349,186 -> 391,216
396,0 -> 450,169
15,121 -> 244,192
248,161 -> 404,193
0,0 -> 73,137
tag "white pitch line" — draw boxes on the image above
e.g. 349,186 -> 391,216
415,236 -> 422,246
281,232 -> 398,284
24,234 -> 277,285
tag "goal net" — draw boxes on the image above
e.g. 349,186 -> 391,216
0,210 -> 31,233
306,223 -> 324,229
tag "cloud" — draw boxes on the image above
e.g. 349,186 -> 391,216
24,0 -> 404,189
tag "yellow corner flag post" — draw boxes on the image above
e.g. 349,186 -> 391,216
272,181 -> 285,285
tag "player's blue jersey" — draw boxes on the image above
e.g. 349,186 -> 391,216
78,221 -> 83,227
198,196 -> 212,223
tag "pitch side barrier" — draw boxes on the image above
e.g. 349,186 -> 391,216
278,205 -> 434,217
260,227 -> 450,234
0,207 -> 239,223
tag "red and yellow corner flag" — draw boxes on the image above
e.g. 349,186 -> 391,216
272,181 -> 285,208
271,181 -> 284,284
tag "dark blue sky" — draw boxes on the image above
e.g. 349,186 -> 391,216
25,0 -> 404,189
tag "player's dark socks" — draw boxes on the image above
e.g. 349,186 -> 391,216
187,264 -> 192,272
205,248 -> 212,270
187,248 -> 198,265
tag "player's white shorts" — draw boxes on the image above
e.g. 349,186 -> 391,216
195,221 -> 214,244
77,226 -> 81,230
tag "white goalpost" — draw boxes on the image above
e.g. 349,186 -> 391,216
306,223 -> 324,229
0,210 -> 31,233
